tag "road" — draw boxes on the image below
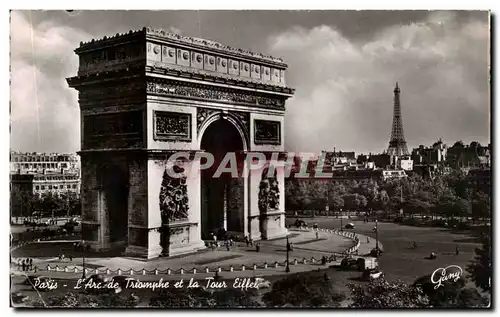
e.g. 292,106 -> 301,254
286,217 -> 481,284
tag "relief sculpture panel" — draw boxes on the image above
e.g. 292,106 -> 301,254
254,119 -> 281,145
154,111 -> 192,142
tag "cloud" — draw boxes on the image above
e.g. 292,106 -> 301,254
10,10 -> 90,153
269,11 -> 489,154
9,11 -> 489,156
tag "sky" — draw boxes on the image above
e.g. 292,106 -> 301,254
9,10 -> 490,155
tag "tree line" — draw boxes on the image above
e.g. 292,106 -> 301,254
285,170 -> 490,222
10,187 -> 81,222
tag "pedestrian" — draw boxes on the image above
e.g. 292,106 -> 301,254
255,242 -> 260,252
316,231 -> 319,240
69,255 -> 73,261
21,260 -> 26,272
321,255 -> 327,265
225,240 -> 230,251
367,237 -> 370,243
29,258 -> 33,270
245,235 -> 249,247
456,245 -> 460,255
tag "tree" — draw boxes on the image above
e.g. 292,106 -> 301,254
41,292 -> 138,308
472,191 -> 490,223
405,197 -> 432,218
467,232 -> 491,293
413,274 -> 466,307
348,278 -> 429,308
455,288 -> 489,308
328,192 -> 344,212
452,198 -> 471,220
263,274 -> 345,307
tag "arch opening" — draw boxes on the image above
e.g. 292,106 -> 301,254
200,118 -> 245,240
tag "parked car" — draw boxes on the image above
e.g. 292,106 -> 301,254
340,257 -> 358,270
370,248 -> 383,257
394,216 -> 404,223
361,268 -> 384,281
295,219 -> 308,228
345,223 -> 355,229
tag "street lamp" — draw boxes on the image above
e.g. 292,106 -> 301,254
285,235 -> 290,273
340,208 -> 343,231
81,239 -> 86,279
375,219 -> 379,251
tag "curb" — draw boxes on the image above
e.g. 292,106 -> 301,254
12,227 -> 363,277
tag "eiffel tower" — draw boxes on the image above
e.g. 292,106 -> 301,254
387,82 -> 409,159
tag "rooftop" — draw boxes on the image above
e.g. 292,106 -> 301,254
77,27 -> 286,65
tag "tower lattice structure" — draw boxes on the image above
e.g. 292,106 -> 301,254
387,82 -> 409,157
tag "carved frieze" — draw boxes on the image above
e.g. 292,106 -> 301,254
147,81 -> 286,109
254,119 -> 281,145
79,43 -> 145,75
196,108 -> 218,132
153,111 -> 192,142
159,166 -> 189,222
230,111 -> 250,140
83,111 -> 143,149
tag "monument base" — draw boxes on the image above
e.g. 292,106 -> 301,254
260,211 -> 287,240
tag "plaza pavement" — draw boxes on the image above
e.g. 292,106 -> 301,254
11,228 -> 381,280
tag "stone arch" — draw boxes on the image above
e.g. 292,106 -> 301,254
197,111 -> 249,151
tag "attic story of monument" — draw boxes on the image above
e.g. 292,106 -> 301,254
67,27 -> 295,259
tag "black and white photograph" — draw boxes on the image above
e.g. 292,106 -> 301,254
8,8 -> 492,309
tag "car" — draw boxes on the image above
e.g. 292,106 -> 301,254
295,219 -> 308,228
370,248 -> 383,257
340,257 -> 358,270
394,217 -> 404,223
361,268 -> 384,281
345,223 -> 355,229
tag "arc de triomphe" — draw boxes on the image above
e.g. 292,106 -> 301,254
67,27 -> 295,259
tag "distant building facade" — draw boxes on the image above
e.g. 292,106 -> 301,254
411,139 -> 448,165
10,151 -> 80,175
10,151 -> 81,197
10,171 -> 81,197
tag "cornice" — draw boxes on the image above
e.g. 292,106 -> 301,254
76,27 -> 286,67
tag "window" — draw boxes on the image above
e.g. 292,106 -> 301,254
67,185 -> 71,189
41,185 -> 45,190
35,185 -> 40,190
60,185 -> 64,189
48,185 -> 52,190
72,184 -> 77,189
